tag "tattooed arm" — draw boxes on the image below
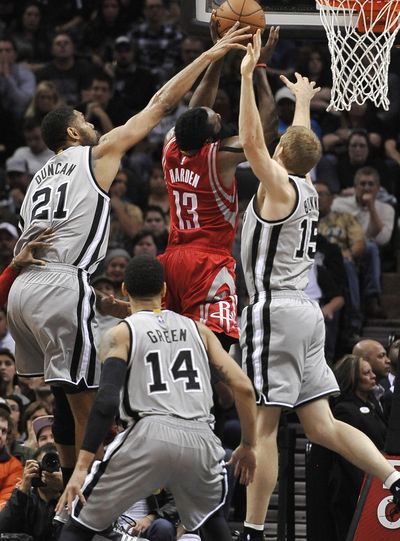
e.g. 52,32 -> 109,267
56,323 -> 131,514
197,322 -> 257,485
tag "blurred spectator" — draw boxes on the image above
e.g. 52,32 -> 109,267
36,32 -> 94,106
315,180 -> 365,336
332,167 -> 395,318
91,274 -> 121,336
82,0 -> 131,66
0,222 -> 18,272
179,35 -> 206,68
0,36 -> 36,119
103,247 -> 131,295
108,169 -> 143,249
352,338 -> 391,407
24,80 -> 64,122
317,129 -> 393,195
274,86 -> 321,138
130,0 -> 183,85
143,205 -> 169,254
0,310 -> 15,353
38,0 -> 91,38
0,409 -> 23,511
305,234 -> 346,362
322,103 -> 383,155
5,158 -> 31,214
0,442 -> 63,541
21,401 -> 51,451
145,163 -> 169,214
6,117 -> 54,176
32,415 -> 54,448
76,71 -> 132,133
104,35 -> 157,115
147,98 -> 188,152
8,2 -> 51,72
130,229 -> 158,257
298,46 -> 332,114
5,393 -> 34,466
6,394 -> 24,443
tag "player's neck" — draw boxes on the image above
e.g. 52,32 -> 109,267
130,298 -> 162,314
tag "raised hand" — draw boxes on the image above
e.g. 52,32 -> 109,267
207,22 -> 252,62
280,72 -> 321,102
240,29 -> 262,77
259,26 -> 280,65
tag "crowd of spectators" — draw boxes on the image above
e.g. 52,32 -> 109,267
0,1 -> 400,539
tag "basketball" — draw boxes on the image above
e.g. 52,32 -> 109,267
214,0 -> 266,38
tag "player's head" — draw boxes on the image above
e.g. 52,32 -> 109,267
274,126 -> 322,176
41,106 -> 99,152
123,255 -> 165,300
175,107 -> 222,151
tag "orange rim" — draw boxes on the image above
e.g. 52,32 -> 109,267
318,0 -> 400,32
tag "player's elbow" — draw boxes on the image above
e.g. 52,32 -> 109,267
239,132 -> 256,150
148,89 -> 173,117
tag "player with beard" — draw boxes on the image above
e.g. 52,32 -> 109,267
160,25 -> 280,351
6,24 -> 251,488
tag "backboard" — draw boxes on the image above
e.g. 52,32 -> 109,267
182,0 -> 328,37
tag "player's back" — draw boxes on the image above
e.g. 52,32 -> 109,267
16,146 -> 110,274
121,309 -> 214,424
162,136 -> 238,254
241,175 -> 319,300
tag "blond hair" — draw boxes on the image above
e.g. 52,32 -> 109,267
25,80 -> 63,119
279,126 -> 322,176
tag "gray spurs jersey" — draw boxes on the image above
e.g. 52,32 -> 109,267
241,175 -> 319,300
16,146 -> 110,274
121,310 -> 214,425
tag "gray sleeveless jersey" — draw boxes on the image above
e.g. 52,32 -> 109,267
16,146 -> 110,274
121,310 -> 214,425
241,175 -> 319,298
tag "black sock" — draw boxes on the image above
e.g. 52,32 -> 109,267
390,478 -> 400,504
243,525 -> 264,541
61,466 -> 74,487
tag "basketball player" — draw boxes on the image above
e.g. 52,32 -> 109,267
159,24 -> 280,351
56,255 -> 257,541
237,32 -> 400,541
6,23 -> 252,485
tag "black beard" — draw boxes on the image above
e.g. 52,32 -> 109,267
212,121 -> 237,141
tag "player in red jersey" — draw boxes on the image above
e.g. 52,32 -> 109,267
159,25 -> 280,349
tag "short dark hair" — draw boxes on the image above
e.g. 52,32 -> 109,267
175,107 -> 214,151
0,348 -> 15,363
144,205 -> 166,221
33,442 -> 58,460
124,255 -> 164,298
90,70 -> 114,91
41,106 -> 75,152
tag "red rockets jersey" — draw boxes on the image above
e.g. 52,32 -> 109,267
162,137 -> 238,254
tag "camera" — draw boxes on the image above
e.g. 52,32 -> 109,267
31,451 -> 61,488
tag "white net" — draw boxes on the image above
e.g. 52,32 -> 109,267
317,0 -> 400,110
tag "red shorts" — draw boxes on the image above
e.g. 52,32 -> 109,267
158,248 -> 239,339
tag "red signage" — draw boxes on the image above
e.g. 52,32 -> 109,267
349,458 -> 400,540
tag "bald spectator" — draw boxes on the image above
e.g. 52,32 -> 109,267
352,339 -> 391,415
36,32 -> 94,106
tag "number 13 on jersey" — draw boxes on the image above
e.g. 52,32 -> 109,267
173,190 -> 200,229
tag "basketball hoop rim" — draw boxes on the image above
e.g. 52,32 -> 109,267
316,0 -> 400,13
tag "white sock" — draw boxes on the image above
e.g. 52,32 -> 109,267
384,470 -> 400,489
244,522 -> 264,531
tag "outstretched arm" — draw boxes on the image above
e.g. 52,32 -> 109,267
92,24 -> 251,191
188,14 -> 225,109
254,26 -> 280,146
280,72 -> 320,129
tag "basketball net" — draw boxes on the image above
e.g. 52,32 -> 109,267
317,0 -> 400,110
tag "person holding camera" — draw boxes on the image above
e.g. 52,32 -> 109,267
0,443 -> 63,541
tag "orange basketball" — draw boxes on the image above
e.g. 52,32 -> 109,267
214,0 -> 266,38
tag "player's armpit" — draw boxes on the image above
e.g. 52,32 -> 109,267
99,322 -> 130,363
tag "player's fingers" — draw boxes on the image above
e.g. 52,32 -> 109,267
30,258 -> 46,266
279,74 -> 290,87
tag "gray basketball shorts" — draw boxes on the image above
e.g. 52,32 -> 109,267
72,415 -> 228,532
7,263 -> 101,388
240,290 -> 339,408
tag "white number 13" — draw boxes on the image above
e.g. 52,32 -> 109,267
173,190 -> 200,229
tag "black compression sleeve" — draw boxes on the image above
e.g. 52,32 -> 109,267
81,357 -> 127,453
